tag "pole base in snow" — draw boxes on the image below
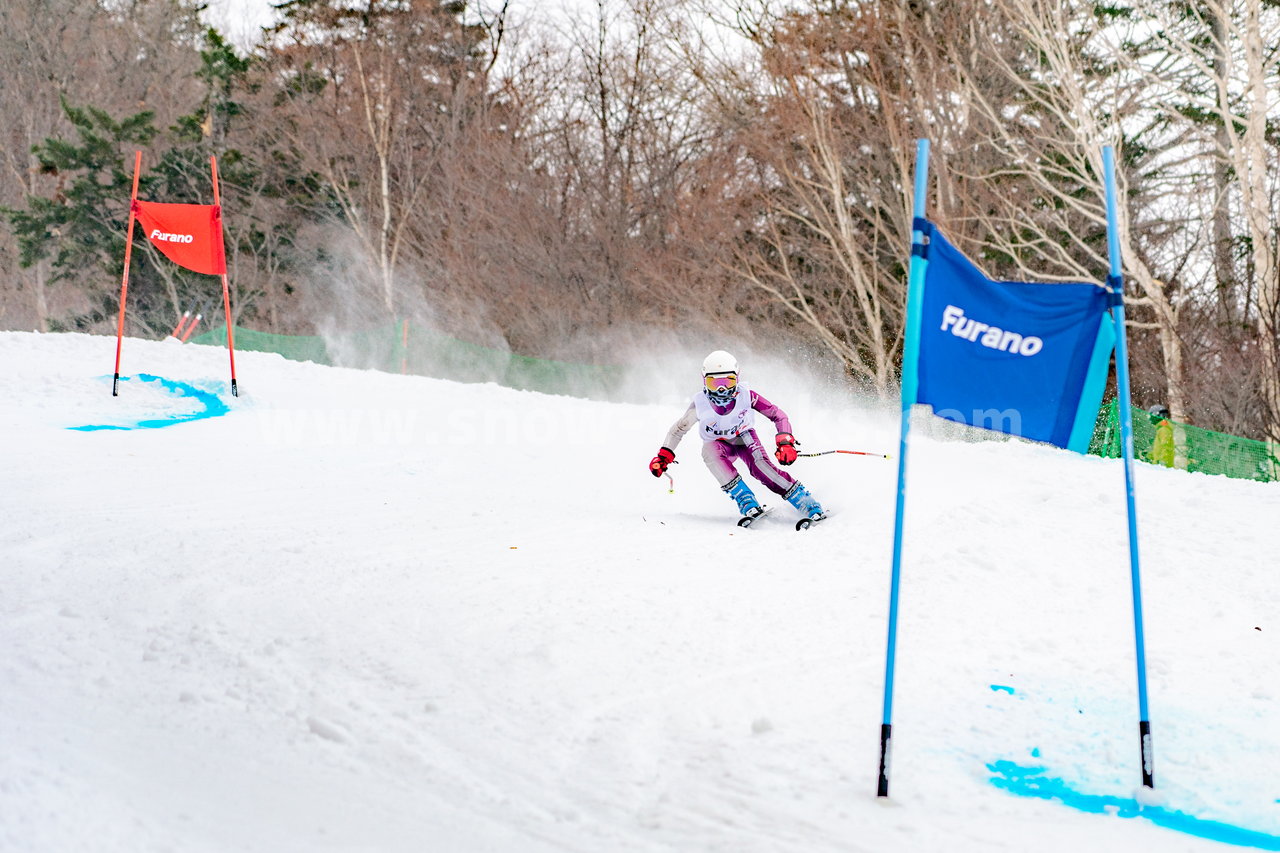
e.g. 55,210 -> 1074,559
877,723 -> 892,797
112,373 -> 120,397
231,378 -> 239,398
1140,719 -> 1154,788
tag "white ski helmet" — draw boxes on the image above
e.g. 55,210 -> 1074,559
702,350 -> 738,376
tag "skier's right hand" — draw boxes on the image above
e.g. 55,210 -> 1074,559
649,447 -> 675,477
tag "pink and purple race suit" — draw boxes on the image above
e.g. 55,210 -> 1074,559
661,381 -> 797,497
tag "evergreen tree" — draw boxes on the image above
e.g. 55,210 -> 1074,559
6,102 -> 158,332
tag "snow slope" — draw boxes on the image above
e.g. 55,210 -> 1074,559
2,330 -> 1278,853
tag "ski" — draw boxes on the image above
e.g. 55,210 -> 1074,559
736,505 -> 772,528
795,512 -> 828,531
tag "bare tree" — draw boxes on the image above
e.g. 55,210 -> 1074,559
263,1 -> 493,317
0,0 -> 203,331
936,0 -> 1192,422
697,0 -> 1003,396
729,71 -> 907,395
463,0 -> 741,358
1097,0 -> 1280,437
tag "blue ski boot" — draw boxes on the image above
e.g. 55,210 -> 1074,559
785,481 -> 827,530
725,476 -> 766,527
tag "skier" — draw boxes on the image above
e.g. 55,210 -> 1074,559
648,350 -> 826,527
1147,404 -> 1175,468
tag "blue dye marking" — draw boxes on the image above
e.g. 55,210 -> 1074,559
989,761 -> 1280,850
990,684 -> 1015,694
69,374 -> 229,432
1031,748 -> 1041,758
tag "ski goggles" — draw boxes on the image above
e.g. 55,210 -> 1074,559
703,373 -> 738,394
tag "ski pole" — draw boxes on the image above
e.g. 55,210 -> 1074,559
665,472 -> 674,493
798,449 -> 892,459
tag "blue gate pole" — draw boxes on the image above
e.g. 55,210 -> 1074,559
1103,145 -> 1155,789
878,138 -> 930,798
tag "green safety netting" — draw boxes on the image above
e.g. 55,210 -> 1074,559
190,325 -> 333,365
1089,398 -> 1278,483
184,326 -> 1280,482
188,323 -> 625,399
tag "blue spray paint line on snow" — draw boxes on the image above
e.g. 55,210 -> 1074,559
69,374 -> 230,431
989,761 -> 1280,850
990,684 -> 1015,694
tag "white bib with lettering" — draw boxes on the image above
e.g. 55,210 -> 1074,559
693,381 -> 754,441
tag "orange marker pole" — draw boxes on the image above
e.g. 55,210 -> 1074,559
180,312 -> 202,342
112,151 -> 143,396
171,311 -> 190,339
210,155 -> 238,396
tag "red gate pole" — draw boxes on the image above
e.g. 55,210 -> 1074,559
210,155 -> 238,396
112,151 -> 143,396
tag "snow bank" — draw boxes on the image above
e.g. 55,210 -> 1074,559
2,331 -> 1277,852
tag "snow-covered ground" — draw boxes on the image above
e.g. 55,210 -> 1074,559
2,330 -> 1278,852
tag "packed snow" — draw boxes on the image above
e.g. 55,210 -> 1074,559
2,330 -> 1278,852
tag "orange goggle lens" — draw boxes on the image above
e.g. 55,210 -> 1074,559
704,373 -> 737,393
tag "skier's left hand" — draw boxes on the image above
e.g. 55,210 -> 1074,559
775,432 -> 798,465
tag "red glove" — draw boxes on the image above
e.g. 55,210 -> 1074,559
775,432 -> 798,465
649,447 -> 675,477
